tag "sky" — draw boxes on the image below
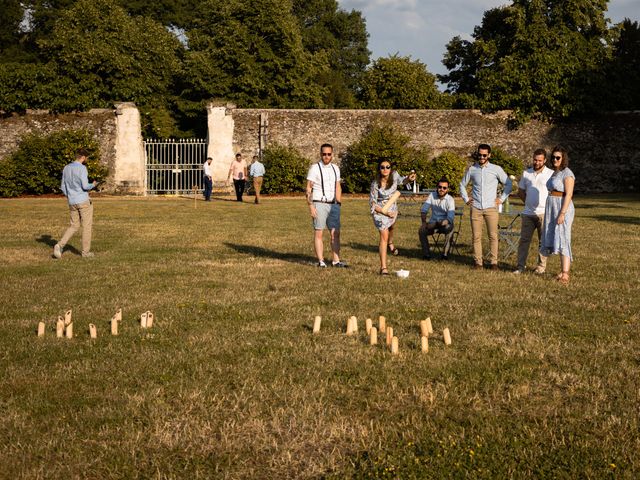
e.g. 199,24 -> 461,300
338,0 -> 640,78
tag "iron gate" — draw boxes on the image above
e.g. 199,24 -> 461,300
144,138 -> 208,194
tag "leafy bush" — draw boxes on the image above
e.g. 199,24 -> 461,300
0,129 -> 106,197
421,151 -> 468,195
490,147 -> 524,179
261,144 -> 310,194
341,123 -> 431,194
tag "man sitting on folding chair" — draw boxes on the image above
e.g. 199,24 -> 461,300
418,177 -> 456,260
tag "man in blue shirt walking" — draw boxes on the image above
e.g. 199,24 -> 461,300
460,144 -> 512,270
249,155 -> 266,204
53,148 -> 97,259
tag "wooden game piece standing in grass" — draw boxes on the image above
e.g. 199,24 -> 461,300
115,308 -> 122,322
56,317 -> 64,338
38,322 -> 45,337
386,326 -> 393,347
391,336 -> 399,355
140,312 -> 148,328
365,318 -> 372,334
64,309 -> 72,326
351,316 -> 358,333
420,320 -> 429,338
111,314 -> 119,335
443,328 -> 452,345
421,336 -> 429,353
65,322 -> 73,339
370,327 -> 378,345
346,317 -> 353,335
89,324 -> 97,339
146,311 -> 154,328
379,316 -> 386,335
313,316 -> 322,334
426,317 -> 433,334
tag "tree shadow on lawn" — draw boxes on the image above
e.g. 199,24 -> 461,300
586,215 -> 640,225
36,234 -> 81,256
224,242 -> 316,265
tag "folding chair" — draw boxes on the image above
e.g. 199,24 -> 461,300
430,207 -> 464,256
497,213 -> 521,259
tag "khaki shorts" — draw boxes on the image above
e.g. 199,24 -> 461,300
313,202 -> 341,230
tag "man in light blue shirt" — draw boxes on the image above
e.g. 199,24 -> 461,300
418,177 -> 456,260
460,143 -> 512,269
53,149 -> 97,259
249,155 -> 266,204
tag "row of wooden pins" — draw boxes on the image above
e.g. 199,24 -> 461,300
37,308 -> 155,338
312,315 -> 452,354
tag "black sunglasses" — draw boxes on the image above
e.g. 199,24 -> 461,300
379,165 -> 391,170
437,186 -> 448,189
478,154 -> 489,158
552,155 -> 562,160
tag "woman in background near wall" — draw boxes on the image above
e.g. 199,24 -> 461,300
539,145 -> 575,285
369,160 -> 415,275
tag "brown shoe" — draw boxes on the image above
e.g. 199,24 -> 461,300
490,264 -> 499,271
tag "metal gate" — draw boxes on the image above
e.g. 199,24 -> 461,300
144,138 -> 207,194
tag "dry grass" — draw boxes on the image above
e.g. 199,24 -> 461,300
0,194 -> 639,479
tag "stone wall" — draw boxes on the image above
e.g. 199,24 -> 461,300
0,105 -> 145,194
215,107 -> 640,193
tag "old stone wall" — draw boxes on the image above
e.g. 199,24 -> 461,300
224,108 -> 640,193
0,106 -> 145,194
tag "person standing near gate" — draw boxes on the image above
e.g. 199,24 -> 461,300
249,154 -> 265,204
227,153 -> 248,202
460,143 -> 512,270
306,143 -> 347,268
512,148 -> 553,274
203,157 -> 213,201
53,148 -> 97,259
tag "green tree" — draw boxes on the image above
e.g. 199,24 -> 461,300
359,55 -> 447,109
440,0 -> 612,121
261,144 -> 309,194
182,0 -> 329,108
292,0 -> 370,107
341,123 -> 430,193
601,19 -> 640,111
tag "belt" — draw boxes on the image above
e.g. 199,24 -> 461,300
313,200 -> 341,205
549,191 -> 565,197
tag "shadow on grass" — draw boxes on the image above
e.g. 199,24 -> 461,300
224,242 -> 316,265
587,215 -> 640,225
36,234 -> 81,256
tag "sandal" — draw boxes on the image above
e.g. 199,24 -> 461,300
557,272 -> 570,285
380,267 -> 390,276
388,244 -> 399,256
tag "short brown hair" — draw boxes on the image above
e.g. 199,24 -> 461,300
75,148 -> 89,159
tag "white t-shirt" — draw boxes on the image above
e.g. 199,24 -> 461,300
518,166 -> 554,216
203,161 -> 212,177
307,162 -> 340,202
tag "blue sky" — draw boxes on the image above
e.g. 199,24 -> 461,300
339,0 -> 640,77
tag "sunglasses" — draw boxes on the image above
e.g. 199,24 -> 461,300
379,165 -> 391,170
478,154 -> 489,158
437,186 -> 448,190
552,155 -> 562,160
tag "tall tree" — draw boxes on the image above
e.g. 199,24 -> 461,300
602,19 -> 640,111
0,0 -> 29,61
182,0 -> 328,108
440,0 -> 613,121
291,0 -> 369,107
359,55 -> 446,109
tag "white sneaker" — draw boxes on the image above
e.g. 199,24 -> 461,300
53,244 -> 62,259
82,252 -> 95,258
318,261 -> 327,268
512,268 -> 523,274
534,266 -> 545,274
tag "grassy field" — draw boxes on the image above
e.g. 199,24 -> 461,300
1,193 -> 639,479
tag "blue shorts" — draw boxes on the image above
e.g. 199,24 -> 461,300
313,202 -> 341,230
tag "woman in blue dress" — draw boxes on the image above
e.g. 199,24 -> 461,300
540,146 -> 575,285
369,160 -> 416,275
